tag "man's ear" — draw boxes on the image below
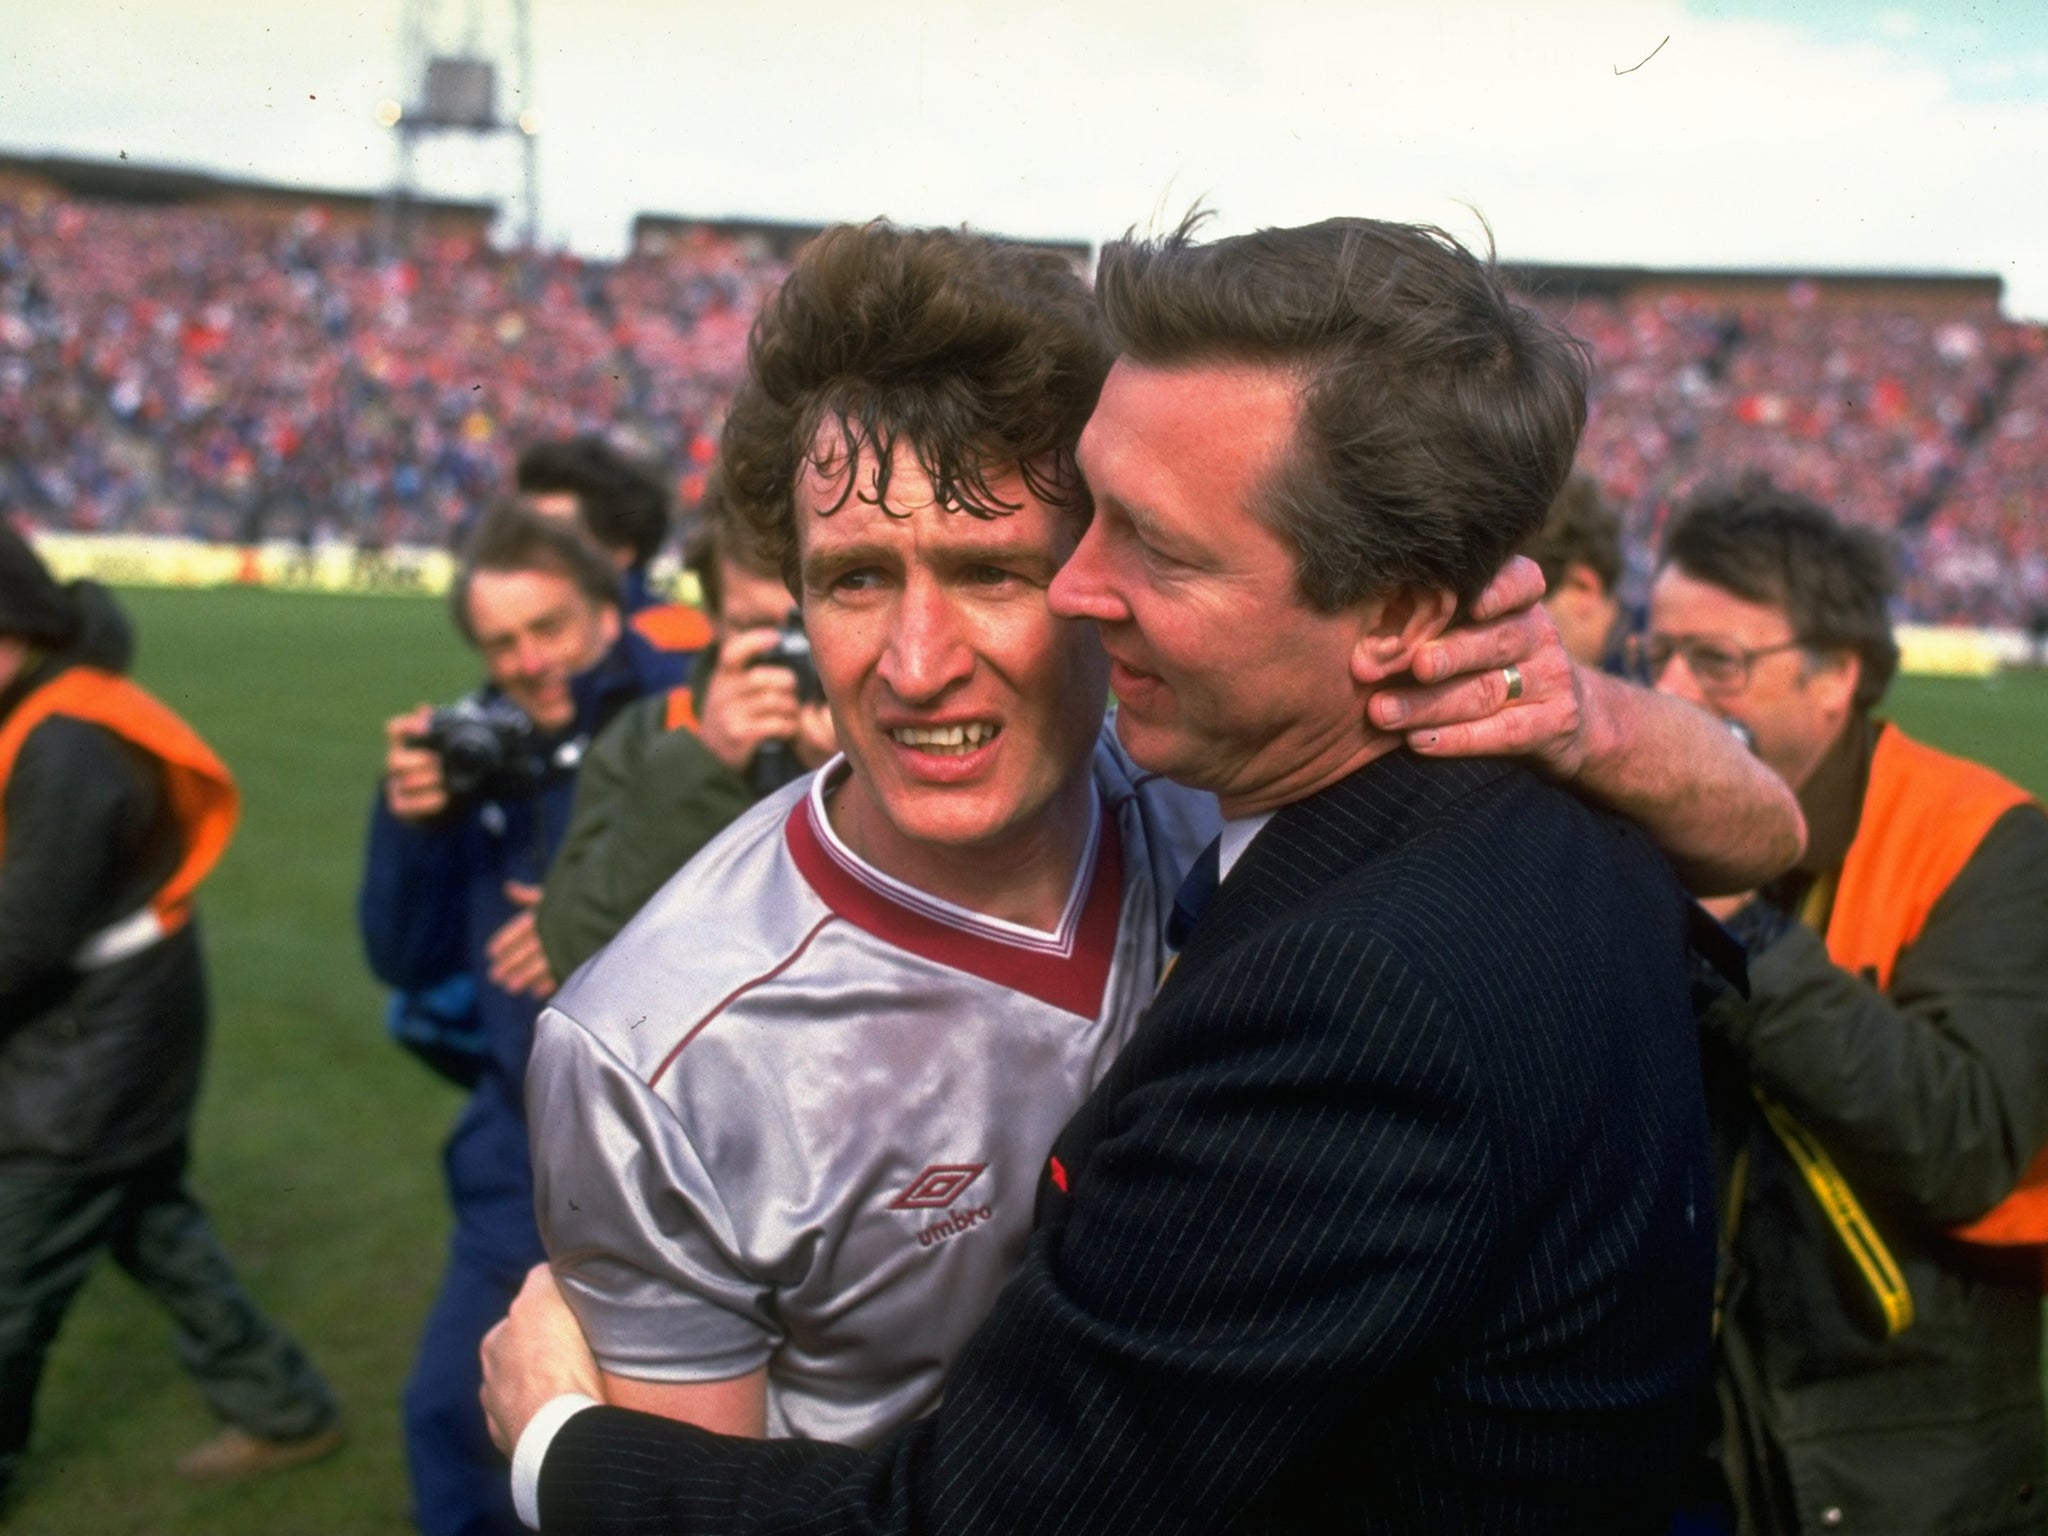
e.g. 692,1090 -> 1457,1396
1350,585 -> 1457,687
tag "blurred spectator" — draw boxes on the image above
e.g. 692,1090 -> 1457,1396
513,433 -> 713,655
1521,472 -> 1631,670
514,435 -> 670,610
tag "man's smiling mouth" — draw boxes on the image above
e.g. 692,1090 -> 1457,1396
889,722 -> 1001,756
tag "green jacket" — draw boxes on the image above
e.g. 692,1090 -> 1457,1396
1705,718 -> 2048,1535
535,651 -> 755,980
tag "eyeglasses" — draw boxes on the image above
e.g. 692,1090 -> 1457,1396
1626,632 -> 1808,693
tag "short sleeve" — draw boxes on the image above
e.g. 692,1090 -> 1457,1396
527,1002 -> 781,1383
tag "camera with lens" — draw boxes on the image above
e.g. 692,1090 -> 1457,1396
750,608 -> 823,705
407,695 -> 553,804
747,609 -> 824,795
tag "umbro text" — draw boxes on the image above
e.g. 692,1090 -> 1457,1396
917,1204 -> 994,1248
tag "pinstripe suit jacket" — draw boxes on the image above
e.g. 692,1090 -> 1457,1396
539,751 -> 1716,1534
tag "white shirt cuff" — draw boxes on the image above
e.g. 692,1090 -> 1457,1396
512,1393 -> 602,1529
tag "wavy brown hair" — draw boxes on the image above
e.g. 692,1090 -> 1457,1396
1662,477 -> 1900,710
1096,214 -> 1588,611
718,222 -> 1112,588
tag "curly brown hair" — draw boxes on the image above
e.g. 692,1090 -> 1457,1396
718,222 -> 1113,588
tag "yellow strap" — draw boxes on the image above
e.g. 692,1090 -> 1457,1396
1754,1089 -> 1914,1337
1797,869 -> 1837,935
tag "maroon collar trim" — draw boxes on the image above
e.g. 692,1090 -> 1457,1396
784,792 -> 1125,1019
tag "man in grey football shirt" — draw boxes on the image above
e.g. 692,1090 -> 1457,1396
508,221 -> 1802,1473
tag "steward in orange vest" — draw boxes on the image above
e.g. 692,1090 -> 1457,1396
0,573 -> 235,1171
0,530 -> 337,1498
1651,484 -> 2048,1536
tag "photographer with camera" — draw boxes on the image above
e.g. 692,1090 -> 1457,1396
357,504 -> 686,1536
533,492 -> 835,981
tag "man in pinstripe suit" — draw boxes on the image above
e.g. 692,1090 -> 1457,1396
485,217 -> 1762,1532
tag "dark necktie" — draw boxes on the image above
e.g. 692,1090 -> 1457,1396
1166,836 -> 1223,951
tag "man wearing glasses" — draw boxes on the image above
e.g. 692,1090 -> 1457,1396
1643,480 -> 2048,1534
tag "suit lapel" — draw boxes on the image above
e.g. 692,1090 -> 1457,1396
1040,751 -> 1517,1225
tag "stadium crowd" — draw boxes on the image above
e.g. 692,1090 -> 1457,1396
3,182 -> 2046,625
1541,284 -> 2046,626
3,183 -> 2046,1536
0,191 -> 776,553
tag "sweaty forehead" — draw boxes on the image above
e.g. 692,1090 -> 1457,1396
793,449 -> 1072,565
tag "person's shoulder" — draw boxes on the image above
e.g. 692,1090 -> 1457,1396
1328,753 -> 1625,880
1948,798 -> 2048,899
602,687 -> 676,740
615,619 -> 698,694
14,706 -> 124,761
551,786 -> 820,1058
1266,755 -> 1679,970
5,709 -> 142,813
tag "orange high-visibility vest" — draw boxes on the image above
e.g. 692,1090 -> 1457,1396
0,667 -> 240,952
1823,723 -> 2044,1251
662,685 -> 701,734
630,603 -> 713,656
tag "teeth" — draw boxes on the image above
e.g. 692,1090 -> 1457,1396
890,722 -> 999,754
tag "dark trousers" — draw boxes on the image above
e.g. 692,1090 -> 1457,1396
403,1085 -> 541,1536
404,1244 -> 531,1536
0,1142 -> 335,1495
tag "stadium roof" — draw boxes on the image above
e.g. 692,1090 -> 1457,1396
631,211 -> 1092,264
1506,260 -> 2003,313
0,150 -> 496,227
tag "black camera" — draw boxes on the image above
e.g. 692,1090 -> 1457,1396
751,609 -> 823,704
747,610 -> 824,795
408,695 -> 552,803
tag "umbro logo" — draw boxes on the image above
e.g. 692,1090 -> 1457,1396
890,1163 -> 986,1211
892,1164 -> 993,1250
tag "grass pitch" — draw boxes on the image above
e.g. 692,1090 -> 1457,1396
12,588 -> 2048,1534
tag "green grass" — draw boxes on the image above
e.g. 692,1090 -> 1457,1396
1886,670 -> 2048,799
9,591 -> 2046,1533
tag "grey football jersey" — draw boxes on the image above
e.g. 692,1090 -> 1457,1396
530,730 -> 1216,1447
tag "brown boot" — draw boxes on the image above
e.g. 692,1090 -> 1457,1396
174,1422 -> 344,1482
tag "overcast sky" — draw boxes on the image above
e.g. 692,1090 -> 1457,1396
6,0 -> 2047,316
